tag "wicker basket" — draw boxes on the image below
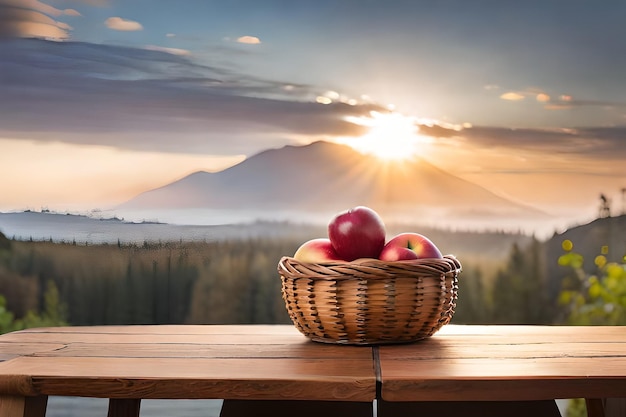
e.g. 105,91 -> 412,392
278,255 -> 461,345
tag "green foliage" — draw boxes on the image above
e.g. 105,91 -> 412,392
12,280 -> 68,330
566,398 -> 587,417
0,231 -> 563,327
0,238 -> 299,326
490,238 -> 553,324
555,238 -> 626,417
0,231 -> 10,252
558,240 -> 626,325
0,281 -> 68,334
0,295 -> 16,333
451,264 -> 491,323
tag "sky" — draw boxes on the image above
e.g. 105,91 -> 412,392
1,0 -> 625,229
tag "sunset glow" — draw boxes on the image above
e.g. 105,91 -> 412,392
0,138 -> 245,211
337,111 -> 432,161
0,1 -> 624,231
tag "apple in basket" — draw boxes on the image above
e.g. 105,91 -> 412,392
293,238 -> 343,263
327,206 -> 386,261
379,232 -> 443,261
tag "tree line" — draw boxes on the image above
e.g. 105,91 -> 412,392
0,233 -> 297,328
0,228 -> 621,333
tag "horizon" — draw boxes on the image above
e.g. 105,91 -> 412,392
0,206 -> 615,243
1,1 -> 625,231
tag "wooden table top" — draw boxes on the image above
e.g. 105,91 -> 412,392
1,324 -> 625,404
378,325 -> 626,402
0,325 -> 375,402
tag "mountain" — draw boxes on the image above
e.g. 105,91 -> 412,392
120,141 -> 546,220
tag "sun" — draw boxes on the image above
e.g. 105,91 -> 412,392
337,111 -> 431,161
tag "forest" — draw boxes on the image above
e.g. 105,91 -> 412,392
1,216 -> 624,333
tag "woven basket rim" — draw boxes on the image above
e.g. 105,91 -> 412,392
278,254 -> 461,281
280,254 -> 460,266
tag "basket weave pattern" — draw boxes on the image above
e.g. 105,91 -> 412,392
278,255 -> 461,345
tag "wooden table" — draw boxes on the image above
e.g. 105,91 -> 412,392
0,325 -> 624,417
377,325 -> 626,417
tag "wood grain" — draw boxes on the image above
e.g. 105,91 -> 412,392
2,324 -> 626,415
0,325 -> 376,402
0,356 -> 374,401
378,325 -> 626,402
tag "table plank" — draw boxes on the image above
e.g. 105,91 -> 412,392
378,325 -> 626,402
0,332 -> 310,346
0,325 -> 376,402
0,357 -> 373,401
27,342 -> 367,359
16,325 -> 298,335
0,343 -> 66,359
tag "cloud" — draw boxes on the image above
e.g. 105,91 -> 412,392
105,16 -> 143,31
0,0 -> 76,39
536,93 -> 550,102
459,125 -> 626,161
497,86 -> 550,101
497,86 -> 626,112
236,35 -> 261,44
4,38 -> 621,165
0,0 -> 78,17
416,123 -> 460,138
0,38 -> 382,156
500,92 -> 525,101
410,120 -> 626,171
144,45 -> 190,56
544,103 -> 572,110
543,94 -> 626,111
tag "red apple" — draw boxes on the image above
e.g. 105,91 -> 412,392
328,206 -> 386,261
380,232 -> 443,261
378,246 -> 419,261
293,238 -> 343,263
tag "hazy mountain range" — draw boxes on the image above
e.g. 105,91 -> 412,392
120,141 -> 545,222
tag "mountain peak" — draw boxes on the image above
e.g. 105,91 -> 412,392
120,140 -> 545,221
